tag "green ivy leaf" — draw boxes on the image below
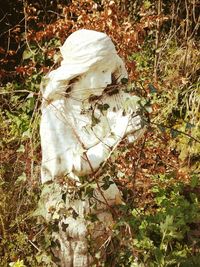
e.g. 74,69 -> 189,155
158,124 -> 166,133
148,84 -> 157,94
36,252 -> 52,265
97,103 -> 110,111
86,213 -> 98,222
17,144 -> 25,153
22,50 -> 34,60
170,129 -> 180,138
121,78 -> 128,84
15,172 -> 27,184
91,114 -> 100,127
186,122 -> 195,130
190,174 -> 199,188
101,176 -> 114,190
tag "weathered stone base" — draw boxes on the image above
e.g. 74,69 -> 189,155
37,179 -> 119,266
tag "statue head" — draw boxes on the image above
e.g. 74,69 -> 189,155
42,29 -> 127,102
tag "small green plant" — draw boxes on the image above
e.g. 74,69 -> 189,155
106,173 -> 200,267
9,260 -> 26,267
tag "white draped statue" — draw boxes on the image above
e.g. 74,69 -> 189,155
39,29 -> 144,266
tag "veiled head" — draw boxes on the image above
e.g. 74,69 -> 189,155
60,29 -> 118,67
42,29 -> 127,102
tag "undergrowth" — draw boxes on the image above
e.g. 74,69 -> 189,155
0,0 -> 199,266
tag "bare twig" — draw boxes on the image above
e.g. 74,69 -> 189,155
132,131 -> 148,187
154,0 -> 162,81
0,13 -> 7,23
0,214 -> 6,239
150,121 -> 200,144
23,0 -> 36,56
0,90 -> 40,95
6,29 -> 11,55
28,239 -> 40,251
0,18 -> 25,38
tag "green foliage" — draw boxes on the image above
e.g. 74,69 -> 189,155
106,175 -> 200,266
0,0 -> 200,266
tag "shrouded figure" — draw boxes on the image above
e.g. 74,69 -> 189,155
40,29 -> 142,183
39,29 -> 144,266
